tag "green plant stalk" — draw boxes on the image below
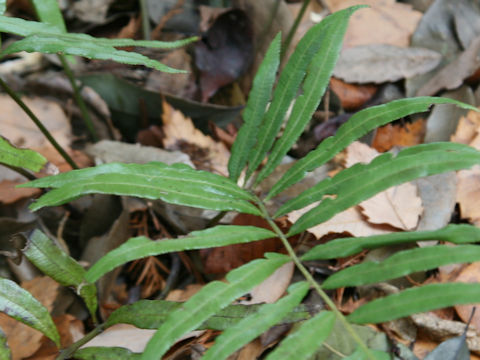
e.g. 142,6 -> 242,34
139,0 -> 151,40
281,0 -> 311,61
0,77 -> 79,169
56,324 -> 104,360
58,54 -> 98,142
2,163 -> 37,181
255,198 -> 375,360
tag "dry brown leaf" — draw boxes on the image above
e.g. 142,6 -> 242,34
372,119 -> 426,152
242,262 -> 294,305
25,314 -> 84,360
453,262 -> 480,332
287,204 -> 392,238
82,324 -> 204,352
457,166 -> 480,226
81,324 -> 156,352
0,180 -> 40,204
325,0 -> 422,48
346,142 -> 423,230
330,77 -> 377,111
162,102 -> 230,176
166,284 -> 204,302
200,213 -> 298,274
0,277 -> 60,360
0,95 -> 71,150
360,186 -> 422,230
452,113 -> 480,225
451,110 -> 480,145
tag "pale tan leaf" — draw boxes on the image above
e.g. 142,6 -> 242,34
453,262 -> 480,334
359,185 -> 423,230
162,102 -> 230,176
453,112 -> 480,226
0,94 -> 71,150
287,203 -> 391,239
242,262 -> 294,305
346,142 -> 423,230
325,0 -> 422,48
450,110 -> 480,145
456,166 -> 480,226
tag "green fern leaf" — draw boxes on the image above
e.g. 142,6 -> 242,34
0,278 -> 60,346
140,253 -> 290,359
267,97 -> 477,199
266,311 -> 335,359
105,300 -> 311,330
0,15 -> 56,36
253,6 -> 365,185
245,6 -> 365,180
31,0 -> 66,32
202,281 -> 309,360
345,348 -> 390,360
301,224 -> 480,260
21,162 -> 260,214
74,347 -> 140,360
0,327 -> 10,360
281,143 -> 480,235
0,15 -> 196,73
229,33 -> 281,182
0,136 -> 47,172
23,230 -> 97,318
2,34 -> 194,74
85,225 -> 276,283
323,245 -> 480,289
348,283 -> 480,324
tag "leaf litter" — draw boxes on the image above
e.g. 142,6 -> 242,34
4,0 -> 480,358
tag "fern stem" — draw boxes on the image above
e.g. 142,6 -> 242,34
0,77 -> 79,169
139,0 -> 151,40
281,0 -> 311,61
2,163 -> 37,181
56,324 -> 104,360
255,198 -> 375,359
58,54 -> 98,142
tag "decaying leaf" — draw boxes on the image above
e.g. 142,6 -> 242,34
453,111 -> 480,226
347,142 -> 423,231
194,9 -> 254,102
359,185 -> 423,230
424,86 -> 475,143
453,262 -> 480,335
417,36 -> 480,96
334,44 -> 441,84
325,0 -> 422,48
161,102 -> 230,176
287,204 -> 392,238
242,262 -> 294,305
329,77 -> 377,111
372,119 -> 426,152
